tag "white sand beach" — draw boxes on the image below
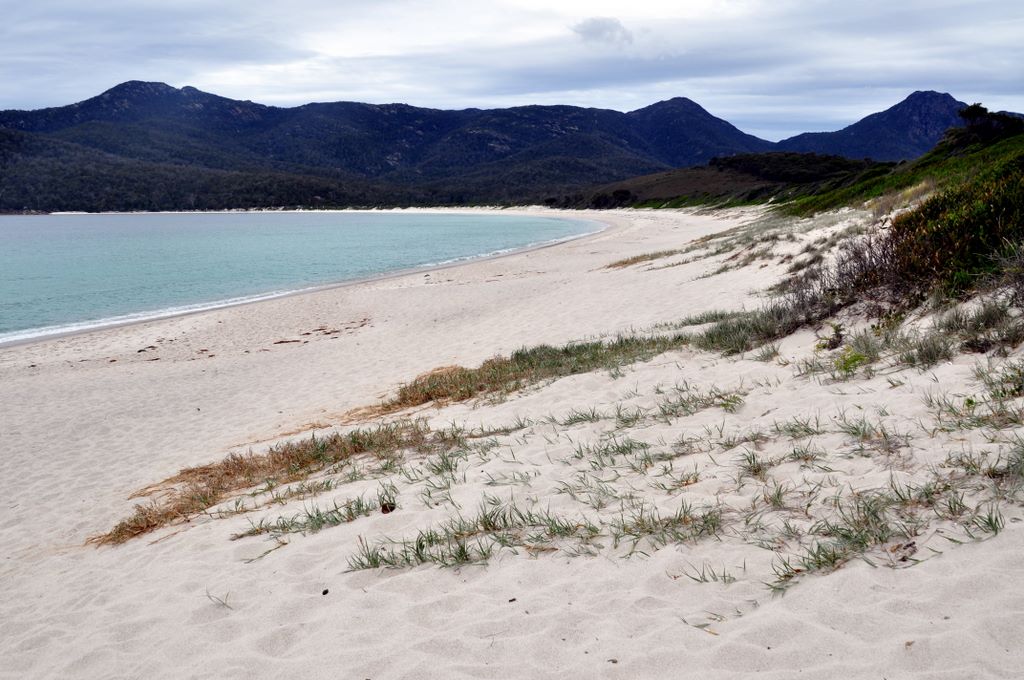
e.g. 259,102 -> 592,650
2,207 -> 1023,679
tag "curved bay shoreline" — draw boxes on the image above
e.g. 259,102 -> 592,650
0,207 -> 604,348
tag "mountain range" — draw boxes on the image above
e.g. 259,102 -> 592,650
0,83 -> 973,212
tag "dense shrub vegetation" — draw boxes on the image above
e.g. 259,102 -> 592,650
786,109 -> 1024,308
886,151 -> 1024,293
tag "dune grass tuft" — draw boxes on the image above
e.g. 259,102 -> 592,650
93,421 -> 436,545
383,335 -> 691,411
691,300 -> 809,355
604,249 -> 684,269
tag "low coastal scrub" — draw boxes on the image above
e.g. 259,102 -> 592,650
770,130 -> 1024,322
881,153 -> 1024,295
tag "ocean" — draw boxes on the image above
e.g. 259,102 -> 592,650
0,210 -> 599,344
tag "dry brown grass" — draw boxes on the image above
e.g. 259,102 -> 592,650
867,179 -> 936,220
92,420 -> 434,545
604,249 -> 684,269
337,365 -> 494,422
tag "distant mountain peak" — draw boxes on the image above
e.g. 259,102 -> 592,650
883,90 -> 963,116
629,97 -> 703,114
92,82 -> 229,108
98,81 -> 179,98
627,96 -> 773,164
905,90 -> 959,101
777,90 -> 968,161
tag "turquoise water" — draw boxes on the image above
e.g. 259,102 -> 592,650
0,211 -> 598,344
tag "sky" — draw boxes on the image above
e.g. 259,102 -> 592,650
1,0 -> 1021,140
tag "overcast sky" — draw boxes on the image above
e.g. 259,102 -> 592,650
2,0 -> 1021,140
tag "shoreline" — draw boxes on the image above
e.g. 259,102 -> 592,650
0,207 -> 608,350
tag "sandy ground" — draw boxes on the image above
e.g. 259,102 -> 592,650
2,207 -> 1023,679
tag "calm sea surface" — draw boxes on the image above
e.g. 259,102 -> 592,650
0,211 -> 599,344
